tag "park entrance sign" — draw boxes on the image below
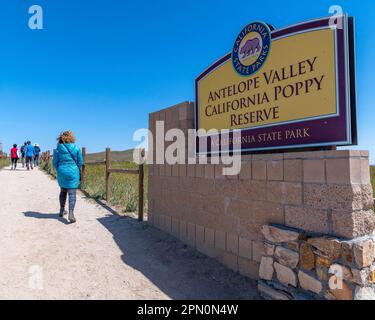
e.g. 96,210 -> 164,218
195,15 -> 356,155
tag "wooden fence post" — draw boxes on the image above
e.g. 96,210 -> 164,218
81,147 -> 86,185
105,148 -> 111,201
138,149 -> 145,222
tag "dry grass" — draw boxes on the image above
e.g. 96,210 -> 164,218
371,166 -> 375,195
0,158 -> 10,170
40,158 -> 147,214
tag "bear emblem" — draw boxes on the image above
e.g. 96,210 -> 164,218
240,37 -> 261,59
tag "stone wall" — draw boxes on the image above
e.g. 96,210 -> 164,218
258,224 -> 375,300
148,101 -> 375,289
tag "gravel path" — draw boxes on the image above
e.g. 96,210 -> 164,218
0,166 -> 259,300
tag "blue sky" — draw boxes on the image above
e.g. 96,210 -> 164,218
1,0 -> 374,163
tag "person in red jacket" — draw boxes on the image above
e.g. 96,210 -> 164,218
10,144 -> 19,170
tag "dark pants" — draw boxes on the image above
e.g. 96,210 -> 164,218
59,188 -> 77,213
26,156 -> 33,170
11,158 -> 18,170
34,154 -> 40,166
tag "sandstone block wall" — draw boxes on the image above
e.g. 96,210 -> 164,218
148,101 -> 375,282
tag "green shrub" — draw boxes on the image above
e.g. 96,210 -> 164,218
82,161 -> 148,213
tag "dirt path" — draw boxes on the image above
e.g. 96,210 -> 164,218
0,166 -> 259,300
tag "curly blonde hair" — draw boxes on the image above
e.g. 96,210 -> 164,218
57,130 -> 76,144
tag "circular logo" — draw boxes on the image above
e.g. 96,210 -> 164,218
232,22 -> 272,76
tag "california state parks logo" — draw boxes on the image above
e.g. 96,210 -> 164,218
232,21 -> 272,76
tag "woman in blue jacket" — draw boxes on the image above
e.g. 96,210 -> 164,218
53,131 -> 83,223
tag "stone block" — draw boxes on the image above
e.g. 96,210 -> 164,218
341,241 -> 354,265
267,181 -> 302,205
218,250 -> 238,272
204,164 -> 215,179
274,262 -> 297,287
329,277 -> 353,300
274,246 -> 299,269
179,220 -> 188,243
315,253 -> 332,268
214,164 -> 225,180
187,164 -> 195,178
284,159 -> 302,182
238,180 -> 267,201
204,227 -> 215,248
261,225 -> 301,243
300,243 -> 315,271
239,237 -> 252,260
307,236 -> 341,260
196,164 -> 205,178
285,206 -> 329,234
238,257 -> 259,279
226,233 -> 239,255
303,159 -> 325,183
369,265 -> 375,284
264,242 -> 275,256
239,162 -> 252,180
316,266 -> 329,281
172,165 -> 179,177
353,238 -> 375,268
329,264 -> 353,282
257,282 -> 291,300
267,160 -> 283,181
187,222 -> 196,248
171,217 -> 179,237
164,215 -> 172,233
196,225 -> 204,246
354,286 -> 375,300
165,164 -> 172,176
216,179 -> 238,199
252,241 -> 265,263
361,158 -> 371,184
178,164 -> 187,177
158,214 -> 166,230
350,268 -> 370,286
298,271 -> 322,295
259,256 -> 274,280
332,209 -> 375,239
252,160 -> 266,180
304,183 -> 370,211
215,230 -> 226,251
326,158 -> 362,184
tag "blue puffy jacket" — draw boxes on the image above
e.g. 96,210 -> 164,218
53,144 -> 83,189
26,144 -> 35,157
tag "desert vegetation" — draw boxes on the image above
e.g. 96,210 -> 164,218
40,155 -> 147,214
0,158 -> 9,170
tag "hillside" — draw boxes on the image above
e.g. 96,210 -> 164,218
86,149 -> 134,163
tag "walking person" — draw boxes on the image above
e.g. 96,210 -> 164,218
53,131 -> 83,224
25,141 -> 35,170
34,143 -> 41,166
10,144 -> 19,170
20,142 -> 26,168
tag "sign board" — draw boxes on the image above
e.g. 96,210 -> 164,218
195,15 -> 357,155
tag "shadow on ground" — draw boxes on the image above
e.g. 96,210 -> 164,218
23,211 -> 70,225
95,204 -> 260,300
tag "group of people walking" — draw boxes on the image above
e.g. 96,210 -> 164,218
8,131 -> 83,224
10,141 -> 41,171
